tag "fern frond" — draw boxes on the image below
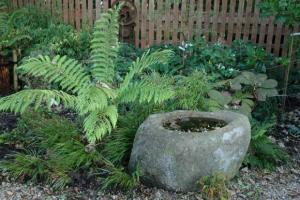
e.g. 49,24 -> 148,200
121,50 -> 174,89
119,73 -> 175,104
0,89 -> 77,113
83,105 -> 118,143
19,55 -> 91,93
90,7 -> 120,84
76,86 -> 116,115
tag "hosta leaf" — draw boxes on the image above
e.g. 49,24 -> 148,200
242,99 -> 255,107
239,102 -> 252,117
255,88 -> 267,101
255,88 -> 278,101
261,79 -> 278,89
241,71 -> 255,85
208,90 -> 231,106
222,92 -> 233,105
231,81 -> 242,90
256,73 -> 268,85
206,99 -> 223,111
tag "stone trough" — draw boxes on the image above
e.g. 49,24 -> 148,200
129,110 -> 251,192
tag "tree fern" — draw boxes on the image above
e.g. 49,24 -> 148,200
0,7 -> 174,143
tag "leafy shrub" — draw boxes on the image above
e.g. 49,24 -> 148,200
245,118 -> 289,170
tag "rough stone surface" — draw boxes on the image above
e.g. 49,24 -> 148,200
129,110 -> 251,192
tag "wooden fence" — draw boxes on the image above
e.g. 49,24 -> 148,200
11,0 -> 300,57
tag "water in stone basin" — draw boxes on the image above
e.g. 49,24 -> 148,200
164,117 -> 227,133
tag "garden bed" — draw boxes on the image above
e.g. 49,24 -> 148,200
0,110 -> 299,200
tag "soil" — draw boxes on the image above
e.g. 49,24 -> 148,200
0,113 -> 18,133
164,117 -> 227,133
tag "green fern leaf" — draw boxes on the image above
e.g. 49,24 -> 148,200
119,73 -> 175,104
0,89 -> 77,113
90,7 -> 120,84
83,105 -> 118,143
19,55 -> 91,93
120,50 -> 174,90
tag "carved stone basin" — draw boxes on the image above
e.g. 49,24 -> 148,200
129,110 -> 251,192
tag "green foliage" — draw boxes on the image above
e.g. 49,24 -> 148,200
1,151 -> 49,183
0,1 -> 91,61
172,71 -> 211,110
0,3 -> 32,54
0,7 -> 174,144
199,172 -> 230,200
231,71 -> 278,101
206,89 -> 255,117
203,70 -> 278,117
0,111 -> 102,189
102,104 -> 156,165
245,118 -> 289,170
101,161 -> 141,190
231,40 -> 285,73
259,0 -> 300,27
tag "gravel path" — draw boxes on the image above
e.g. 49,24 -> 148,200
0,161 -> 299,200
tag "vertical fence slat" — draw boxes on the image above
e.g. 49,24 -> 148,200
82,0 -> 87,27
235,0 -> 245,40
88,0 -> 93,26
203,0 -> 211,40
63,0 -> 69,23
69,0 -> 75,26
227,0 -> 237,43
156,0 -> 162,45
243,0 -> 253,41
220,0 -> 228,41
103,0 -> 109,10
140,0 -> 147,48
273,23 -> 283,55
266,16 -> 275,52
211,0 -> 219,41
148,0 -> 155,46
75,0 -> 81,30
95,0 -> 101,20
134,0 -> 141,47
195,0 -> 203,36
180,0 -> 187,42
188,0 -> 195,40
172,0 -> 179,44
164,1 -> 171,44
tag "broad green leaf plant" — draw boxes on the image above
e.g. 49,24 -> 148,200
206,71 -> 279,117
0,7 -> 175,143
